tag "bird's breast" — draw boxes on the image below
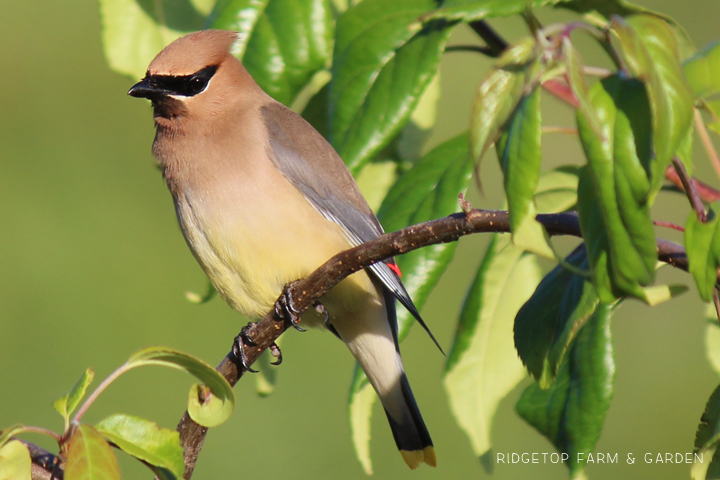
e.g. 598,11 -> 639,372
173,162 -> 370,321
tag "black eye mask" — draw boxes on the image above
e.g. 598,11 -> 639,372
130,65 -> 219,98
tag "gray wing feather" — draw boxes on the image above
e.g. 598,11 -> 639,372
260,103 -> 442,352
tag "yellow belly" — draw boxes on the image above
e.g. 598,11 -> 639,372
174,173 -> 375,323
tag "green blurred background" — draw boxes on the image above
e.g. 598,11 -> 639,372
3,1 -> 720,479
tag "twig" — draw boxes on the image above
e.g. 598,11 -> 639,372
175,208 -> 692,479
653,221 -> 684,232
445,45 -> 496,55
671,157 -> 707,222
467,20 -> 508,57
714,289 -> 720,324
695,108 -> 720,181
665,165 -> 720,203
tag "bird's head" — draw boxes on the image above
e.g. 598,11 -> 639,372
128,30 -> 257,124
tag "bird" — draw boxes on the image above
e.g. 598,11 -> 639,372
128,29 -> 436,469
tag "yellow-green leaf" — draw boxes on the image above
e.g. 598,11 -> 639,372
0,440 -> 31,480
65,425 -> 121,480
53,369 -> 95,426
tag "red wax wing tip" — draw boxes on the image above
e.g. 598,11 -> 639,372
387,262 -> 402,277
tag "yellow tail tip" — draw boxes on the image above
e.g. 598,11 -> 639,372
400,447 -> 436,469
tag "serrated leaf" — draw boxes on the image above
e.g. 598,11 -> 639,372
0,440 -> 31,480
329,0 -> 456,173
126,347 -> 234,427
95,414 -> 183,480
470,37 -> 535,164
348,133 -> 473,468
576,76 -> 657,302
53,369 -> 95,426
516,304 -> 615,477
99,0 -> 205,79
515,246 -> 599,387
496,87 -> 553,258
684,41 -> 720,99
444,235 -> 542,467
211,0 -> 332,106
685,208 -> 720,302
612,15 -> 694,199
65,425 -> 121,480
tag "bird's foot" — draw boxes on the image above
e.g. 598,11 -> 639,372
269,342 -> 282,366
233,323 -> 259,373
275,281 -> 306,332
314,300 -> 330,327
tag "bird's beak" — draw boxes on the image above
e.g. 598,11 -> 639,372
128,77 -> 161,99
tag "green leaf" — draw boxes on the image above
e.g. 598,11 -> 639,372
516,304 -> 615,477
612,15 -> 695,199
697,383 -> 720,451
99,0 -> 205,79
348,133 -> 473,469
348,364 -> 377,475
0,427 -> 25,452
563,38 -> 602,138
470,37 -> 536,164
444,235 -> 542,469
95,414 -> 183,480
496,87 -> 553,258
185,280 -> 216,304
329,0 -> 456,173
556,0 -> 648,18
534,166 -> 580,213
515,246 -> 599,387
705,304 -> 720,377
683,41 -> 720,99
126,347 -> 235,427
427,0 -> 577,23
576,76 -> 657,302
65,425 -> 121,480
211,0 -> 333,106
53,369 -> 95,426
685,208 -> 720,302
0,440 -> 31,480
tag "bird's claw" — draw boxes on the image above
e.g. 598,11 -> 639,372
269,342 -> 282,366
275,282 -> 306,332
233,322 -> 259,373
314,300 -> 330,327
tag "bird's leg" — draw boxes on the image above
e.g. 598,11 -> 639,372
275,281 -> 306,332
313,300 -> 331,327
232,322 -> 259,373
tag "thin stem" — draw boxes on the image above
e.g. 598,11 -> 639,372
71,363 -> 133,426
653,221 -> 685,232
583,65 -> 612,77
665,165 -> 720,202
444,44 -> 496,55
695,108 -> 720,181
20,427 -> 63,444
714,288 -> 720,324
542,126 -> 578,135
672,156 -> 707,222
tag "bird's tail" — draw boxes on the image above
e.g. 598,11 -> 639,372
381,370 -> 436,469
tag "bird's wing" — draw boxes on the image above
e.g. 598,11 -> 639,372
260,103 -> 441,351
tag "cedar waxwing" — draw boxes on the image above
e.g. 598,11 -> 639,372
128,30 -> 436,469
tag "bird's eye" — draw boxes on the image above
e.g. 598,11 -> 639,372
190,76 -> 208,94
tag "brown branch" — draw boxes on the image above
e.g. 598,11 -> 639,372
671,157 -> 707,222
665,164 -> 720,203
175,208 -> 692,479
467,20 -> 508,57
